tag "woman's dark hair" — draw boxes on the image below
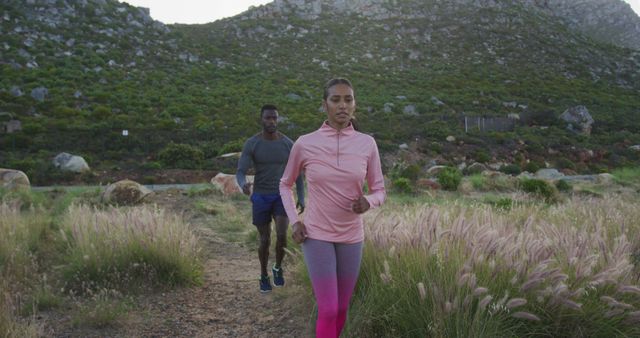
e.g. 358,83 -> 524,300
323,78 -> 359,131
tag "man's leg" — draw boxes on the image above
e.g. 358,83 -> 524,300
252,193 -> 273,292
256,223 -> 271,277
272,215 -> 288,287
274,215 -> 288,269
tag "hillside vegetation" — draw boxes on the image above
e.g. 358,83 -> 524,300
1,0 -> 639,183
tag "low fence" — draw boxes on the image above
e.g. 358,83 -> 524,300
464,116 -> 516,132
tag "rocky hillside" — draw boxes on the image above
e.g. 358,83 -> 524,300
248,0 -> 640,50
1,0 -> 639,182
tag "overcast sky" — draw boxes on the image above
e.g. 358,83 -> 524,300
121,0 -> 640,24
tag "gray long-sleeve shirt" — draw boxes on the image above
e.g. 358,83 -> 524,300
236,133 -> 305,205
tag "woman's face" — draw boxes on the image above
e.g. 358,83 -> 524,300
323,83 -> 355,129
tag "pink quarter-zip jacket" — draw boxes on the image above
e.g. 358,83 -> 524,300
279,121 -> 386,243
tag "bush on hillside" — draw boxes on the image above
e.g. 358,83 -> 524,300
500,164 -> 522,176
556,158 -> 577,171
519,178 -> 559,203
473,149 -> 491,163
555,179 -> 572,192
401,164 -> 422,182
437,167 -> 462,191
158,142 -> 204,169
218,139 -> 244,155
523,161 -> 541,173
392,177 -> 413,194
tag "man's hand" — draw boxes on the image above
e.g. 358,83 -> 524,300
292,221 -> 307,244
351,196 -> 370,214
242,182 -> 252,196
296,202 -> 305,215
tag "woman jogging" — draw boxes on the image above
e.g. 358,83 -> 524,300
279,78 -> 386,337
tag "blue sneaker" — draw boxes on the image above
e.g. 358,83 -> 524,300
272,265 -> 285,287
260,275 -> 272,293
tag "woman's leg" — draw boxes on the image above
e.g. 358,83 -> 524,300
335,241 -> 363,336
302,238 -> 339,338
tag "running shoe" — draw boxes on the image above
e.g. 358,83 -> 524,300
272,264 -> 285,287
260,275 -> 272,293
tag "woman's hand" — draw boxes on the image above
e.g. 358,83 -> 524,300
292,221 -> 308,244
351,196 -> 370,214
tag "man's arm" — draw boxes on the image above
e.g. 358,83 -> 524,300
236,138 -> 254,195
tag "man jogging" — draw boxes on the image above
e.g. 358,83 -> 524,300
236,104 -> 305,293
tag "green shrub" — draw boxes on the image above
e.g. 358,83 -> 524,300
494,197 -> 514,210
468,174 -> 486,190
158,142 -> 204,169
523,161 -> 541,173
555,179 -> 572,192
437,167 -> 462,191
500,164 -> 521,176
556,158 -> 577,171
388,161 -> 408,180
519,178 -> 559,203
141,161 -> 162,170
485,196 -> 513,210
474,150 -> 491,163
401,164 -> 422,182
392,177 -> 413,194
218,139 -> 245,155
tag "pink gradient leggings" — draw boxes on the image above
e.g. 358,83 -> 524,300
302,238 -> 363,338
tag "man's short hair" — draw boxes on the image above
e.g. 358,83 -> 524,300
261,104 -> 278,117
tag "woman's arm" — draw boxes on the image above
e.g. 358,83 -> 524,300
280,141 -> 305,224
363,139 -> 386,209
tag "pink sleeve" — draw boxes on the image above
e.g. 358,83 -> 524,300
279,140 -> 304,224
363,140 -> 386,209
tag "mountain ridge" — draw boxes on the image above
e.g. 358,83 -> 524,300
240,0 -> 640,50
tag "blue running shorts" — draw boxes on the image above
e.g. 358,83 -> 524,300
250,193 -> 287,226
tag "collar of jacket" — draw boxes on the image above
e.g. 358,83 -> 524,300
319,120 -> 356,136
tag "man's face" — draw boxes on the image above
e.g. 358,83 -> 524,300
261,109 -> 278,134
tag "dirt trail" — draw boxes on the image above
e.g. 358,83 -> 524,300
125,228 -> 313,337
49,190 -> 314,337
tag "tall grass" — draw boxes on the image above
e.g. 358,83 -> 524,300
346,195 -> 640,337
0,202 -> 48,337
61,204 -> 203,291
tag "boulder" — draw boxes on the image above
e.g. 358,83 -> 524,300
559,105 -> 594,135
102,180 -> 152,205
31,87 -> 48,102
211,173 -> 254,196
426,165 -> 448,177
9,86 -> 23,97
465,162 -> 488,175
286,93 -> 302,101
53,152 -> 90,173
597,173 -> 615,185
535,168 -> 564,180
0,168 -> 30,190
403,105 -> 418,116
